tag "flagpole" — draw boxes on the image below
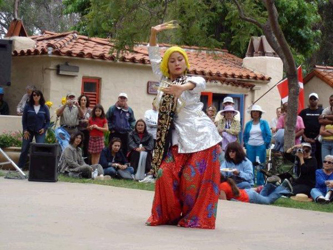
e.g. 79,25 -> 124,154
252,78 -> 285,105
252,65 -> 302,105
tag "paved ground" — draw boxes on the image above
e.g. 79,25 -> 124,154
0,178 -> 332,250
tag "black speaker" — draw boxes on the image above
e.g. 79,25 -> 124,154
28,143 -> 60,182
0,39 -> 12,86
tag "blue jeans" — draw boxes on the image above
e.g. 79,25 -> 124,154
321,140 -> 333,162
246,144 -> 267,186
246,183 -> 288,204
104,166 -> 134,177
310,187 -> 333,202
18,131 -> 46,169
237,181 -> 252,189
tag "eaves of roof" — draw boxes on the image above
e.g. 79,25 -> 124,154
13,31 -> 271,89
304,65 -> 333,88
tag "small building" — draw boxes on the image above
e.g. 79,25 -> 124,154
304,65 -> 333,108
1,29 -> 283,134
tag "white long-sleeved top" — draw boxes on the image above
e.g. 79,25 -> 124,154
144,109 -> 158,139
148,45 -> 221,153
17,93 -> 29,114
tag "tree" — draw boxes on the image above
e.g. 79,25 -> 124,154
230,0 -> 309,149
0,0 -> 78,37
63,0 -> 320,64
308,0 -> 333,67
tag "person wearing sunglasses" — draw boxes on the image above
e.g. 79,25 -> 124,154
220,142 -> 253,189
310,155 -> 333,203
283,142 -> 317,197
18,90 -> 50,169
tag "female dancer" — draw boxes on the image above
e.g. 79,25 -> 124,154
146,23 -> 222,229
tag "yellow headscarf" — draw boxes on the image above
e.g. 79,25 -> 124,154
160,46 -> 190,78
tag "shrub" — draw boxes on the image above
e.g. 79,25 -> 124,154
0,131 -> 23,148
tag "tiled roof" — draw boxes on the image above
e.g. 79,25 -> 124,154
13,31 -> 271,88
304,65 -> 333,88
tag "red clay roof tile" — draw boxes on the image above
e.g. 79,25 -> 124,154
304,65 -> 333,88
13,31 -> 271,88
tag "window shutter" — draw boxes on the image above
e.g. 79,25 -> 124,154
81,78 -> 100,108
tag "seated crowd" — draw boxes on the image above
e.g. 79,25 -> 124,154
14,86 -> 333,204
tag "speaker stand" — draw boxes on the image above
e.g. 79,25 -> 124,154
0,148 -> 26,178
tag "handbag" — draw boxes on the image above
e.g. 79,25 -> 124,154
135,151 -> 147,180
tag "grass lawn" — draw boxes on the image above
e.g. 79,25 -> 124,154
1,170 -> 332,213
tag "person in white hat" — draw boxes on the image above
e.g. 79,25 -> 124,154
214,96 -> 240,123
217,105 -> 241,152
299,92 -> 323,168
243,104 -> 272,185
106,92 -> 136,155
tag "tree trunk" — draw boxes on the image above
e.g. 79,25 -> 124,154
14,0 -> 20,19
231,0 -> 299,150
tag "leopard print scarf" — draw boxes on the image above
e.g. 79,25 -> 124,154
151,76 -> 187,173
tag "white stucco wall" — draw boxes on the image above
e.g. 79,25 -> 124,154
304,77 -> 333,108
243,57 -> 283,124
0,116 -> 21,134
4,56 -> 161,122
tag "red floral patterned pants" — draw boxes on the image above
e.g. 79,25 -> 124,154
146,144 -> 221,229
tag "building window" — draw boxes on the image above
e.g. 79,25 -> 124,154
81,78 -> 100,108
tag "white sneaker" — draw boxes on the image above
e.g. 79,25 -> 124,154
92,169 -> 98,179
139,175 -> 155,183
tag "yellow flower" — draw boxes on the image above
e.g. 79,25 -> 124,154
45,101 -> 53,108
61,97 -> 66,105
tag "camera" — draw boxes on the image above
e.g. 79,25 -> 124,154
293,147 -> 303,154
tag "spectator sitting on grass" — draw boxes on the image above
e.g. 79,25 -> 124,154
310,155 -> 333,204
221,142 -> 253,189
59,131 -> 110,181
219,176 -> 293,205
99,137 -> 134,179
268,143 -> 317,197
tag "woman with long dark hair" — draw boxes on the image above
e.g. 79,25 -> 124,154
99,137 -> 135,179
77,94 -> 92,160
128,119 -> 154,175
59,131 -> 110,180
221,142 -> 253,189
18,89 -> 50,169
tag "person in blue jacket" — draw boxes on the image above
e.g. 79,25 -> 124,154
221,142 -> 254,189
310,154 -> 333,203
243,104 -> 272,185
99,137 -> 134,178
106,93 -> 136,155
18,90 -> 50,169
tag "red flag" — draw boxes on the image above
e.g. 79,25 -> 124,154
276,66 -> 305,113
